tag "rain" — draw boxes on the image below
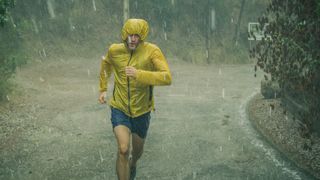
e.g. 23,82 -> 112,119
0,0 -> 320,180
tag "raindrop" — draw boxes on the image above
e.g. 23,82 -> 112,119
219,68 -> 222,75
10,15 -> 16,28
269,106 -> 272,116
10,169 -> 14,177
192,171 -> 197,179
47,0 -> 56,19
211,9 -> 216,31
135,1 -> 138,9
92,86 -> 96,94
99,150 -> 104,162
31,18 -> 39,34
205,50 -> 209,59
274,92 -> 277,98
38,50 -> 43,58
219,146 -> 223,152
69,18 -> 75,31
164,32 -> 167,40
87,69 -> 91,77
228,135 -> 231,141
42,48 -> 47,57
171,0 -> 175,6
39,77 -> 45,82
240,120 -> 243,126
92,0 -> 97,11
222,88 -> 225,98
6,95 -> 10,101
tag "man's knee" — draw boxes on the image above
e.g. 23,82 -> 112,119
118,143 -> 130,156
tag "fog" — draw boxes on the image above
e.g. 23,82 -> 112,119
0,0 -> 318,179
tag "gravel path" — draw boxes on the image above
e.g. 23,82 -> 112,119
248,94 -> 320,179
0,58 -> 315,179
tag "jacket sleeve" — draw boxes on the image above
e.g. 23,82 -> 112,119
135,48 -> 172,86
99,49 -> 113,92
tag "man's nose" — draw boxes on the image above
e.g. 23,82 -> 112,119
130,35 -> 138,41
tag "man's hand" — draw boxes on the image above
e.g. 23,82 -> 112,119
125,66 -> 137,78
99,91 -> 107,104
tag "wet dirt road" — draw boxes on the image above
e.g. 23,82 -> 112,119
0,58 -> 315,179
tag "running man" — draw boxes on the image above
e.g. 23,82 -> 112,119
98,19 -> 172,180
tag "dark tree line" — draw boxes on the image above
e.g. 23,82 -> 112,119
0,0 -> 17,101
0,0 -> 14,26
251,0 -> 320,135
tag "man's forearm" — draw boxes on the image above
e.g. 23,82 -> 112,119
136,70 -> 172,86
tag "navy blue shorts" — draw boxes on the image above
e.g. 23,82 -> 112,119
110,107 -> 151,139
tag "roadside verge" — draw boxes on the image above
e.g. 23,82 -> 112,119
247,94 -> 320,179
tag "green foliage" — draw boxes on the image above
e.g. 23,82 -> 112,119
0,0 -> 24,101
0,0 -> 15,26
0,58 -> 15,100
0,52 -> 27,101
251,0 -> 320,132
318,0 -> 320,16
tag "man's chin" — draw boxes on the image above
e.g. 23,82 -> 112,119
128,45 -> 137,50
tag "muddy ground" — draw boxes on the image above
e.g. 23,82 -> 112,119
0,57 -> 316,179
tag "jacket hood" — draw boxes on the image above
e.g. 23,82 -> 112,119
121,19 -> 149,41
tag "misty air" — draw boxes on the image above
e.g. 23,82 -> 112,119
0,0 -> 319,179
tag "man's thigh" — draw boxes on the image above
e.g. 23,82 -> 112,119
114,125 -> 131,150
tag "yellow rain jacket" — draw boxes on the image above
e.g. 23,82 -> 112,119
99,19 -> 172,117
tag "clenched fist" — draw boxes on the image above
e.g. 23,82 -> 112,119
125,66 -> 137,78
98,91 -> 107,104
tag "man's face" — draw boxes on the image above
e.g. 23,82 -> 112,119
127,34 -> 140,50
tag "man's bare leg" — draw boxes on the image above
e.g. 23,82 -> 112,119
130,133 -> 145,168
114,125 -> 131,180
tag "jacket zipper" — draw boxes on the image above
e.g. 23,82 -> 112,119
127,51 -> 133,116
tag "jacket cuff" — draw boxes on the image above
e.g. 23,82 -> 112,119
99,88 -> 107,92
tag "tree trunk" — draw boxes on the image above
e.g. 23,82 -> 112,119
123,0 -> 129,23
206,0 -> 211,64
234,0 -> 246,45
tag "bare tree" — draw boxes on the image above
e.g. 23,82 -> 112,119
123,0 -> 129,23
